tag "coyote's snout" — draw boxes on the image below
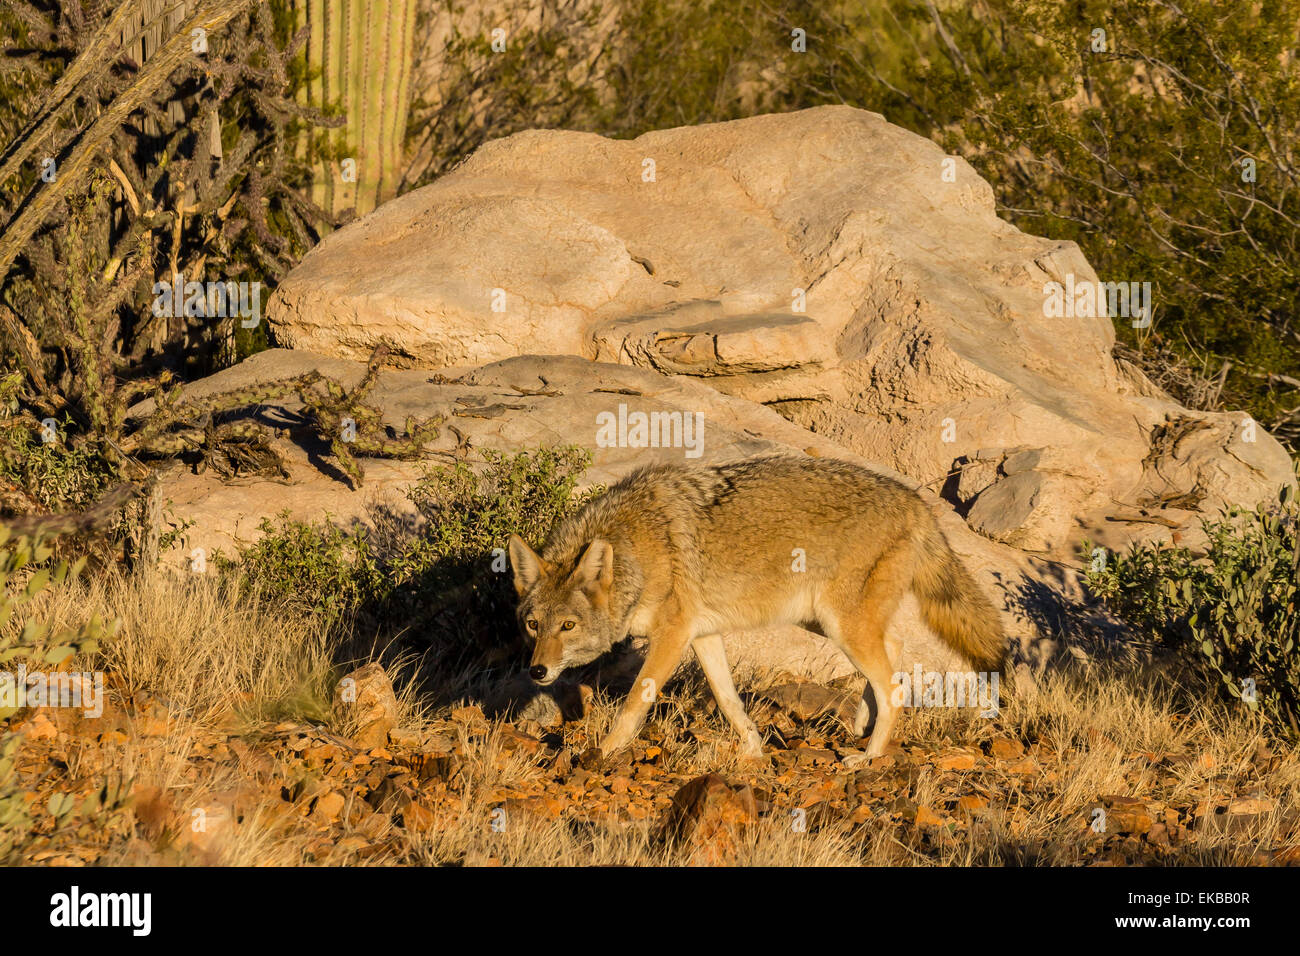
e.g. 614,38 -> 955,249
509,456 -> 1005,759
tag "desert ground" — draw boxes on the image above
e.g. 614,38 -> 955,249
8,567 -> 1297,867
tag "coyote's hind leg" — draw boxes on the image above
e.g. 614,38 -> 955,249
825,546 -> 910,758
851,631 -> 904,738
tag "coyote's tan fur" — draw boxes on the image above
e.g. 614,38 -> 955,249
508,456 -> 1005,759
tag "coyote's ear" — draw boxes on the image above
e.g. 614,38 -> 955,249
572,539 -> 614,593
508,534 -> 546,596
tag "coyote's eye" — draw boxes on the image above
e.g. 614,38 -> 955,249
525,619 -> 538,631
561,620 -> 576,630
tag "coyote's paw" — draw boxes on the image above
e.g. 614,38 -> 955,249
592,736 -> 639,772
863,737 -> 902,760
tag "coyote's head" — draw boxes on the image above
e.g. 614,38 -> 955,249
508,534 -> 620,685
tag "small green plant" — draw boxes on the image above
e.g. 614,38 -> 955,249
0,416 -> 116,513
217,515 -> 385,627
1087,481 -> 1300,739
403,446 -> 597,572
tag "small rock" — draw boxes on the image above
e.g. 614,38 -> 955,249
498,727 -> 543,755
1100,794 -> 1146,807
311,790 -> 346,823
956,458 -> 1000,504
956,795 -> 988,815
1001,447 -> 1045,474
398,798 -> 438,832
989,737 -> 1024,760
388,728 -> 421,748
915,805 -> 947,828
889,795 -> 919,822
933,751 -> 978,772
759,683 -> 856,724
15,709 -> 59,740
503,794 -> 566,821
332,664 -> 399,750
1145,823 -> 1171,847
183,804 -> 238,856
1227,795 -> 1275,816
662,774 -> 758,865
794,747 -> 837,767
1107,806 -> 1154,835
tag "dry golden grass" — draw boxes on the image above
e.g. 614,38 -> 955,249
32,568 -> 336,724
6,568 -> 1297,866
31,568 -> 436,727
891,666 -> 1298,865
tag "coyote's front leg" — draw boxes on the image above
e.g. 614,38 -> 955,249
598,618 -> 692,756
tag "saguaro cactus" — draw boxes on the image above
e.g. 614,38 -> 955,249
294,0 -> 417,218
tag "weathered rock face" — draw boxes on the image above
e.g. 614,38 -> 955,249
266,106 -> 1295,557
135,348 -> 1045,680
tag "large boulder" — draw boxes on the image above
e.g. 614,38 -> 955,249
265,106 -> 1295,560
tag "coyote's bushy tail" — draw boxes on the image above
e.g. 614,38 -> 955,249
911,528 -> 1005,671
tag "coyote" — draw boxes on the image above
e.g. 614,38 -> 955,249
508,456 -> 1004,759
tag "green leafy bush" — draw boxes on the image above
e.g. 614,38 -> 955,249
216,516 -> 385,627
1087,482 -> 1300,738
0,415 -> 116,513
225,447 -> 597,661
388,446 -> 599,645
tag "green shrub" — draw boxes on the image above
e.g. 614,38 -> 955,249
216,516 -> 385,627
387,446 -> 599,646
1087,482 -> 1300,738
224,446 -> 597,662
0,415 -> 116,513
